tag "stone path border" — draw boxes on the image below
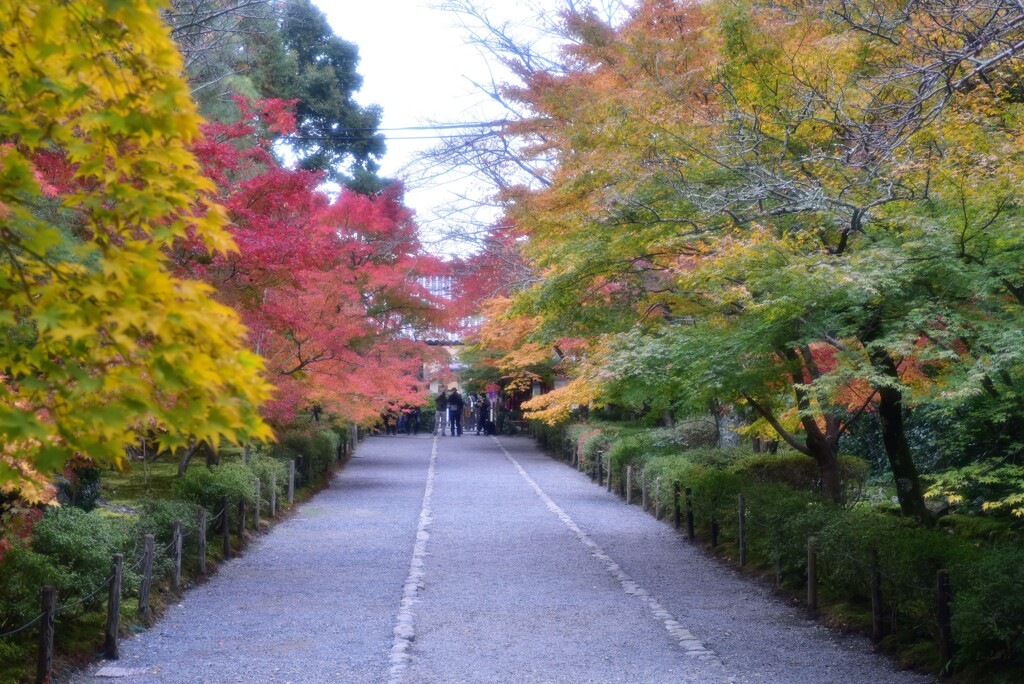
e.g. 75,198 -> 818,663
494,436 -> 723,665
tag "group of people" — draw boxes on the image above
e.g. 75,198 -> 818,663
433,388 -> 493,437
379,403 -> 422,436
378,389 -> 494,437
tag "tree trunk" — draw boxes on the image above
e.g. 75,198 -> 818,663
870,354 -> 932,524
860,313 -> 931,523
806,433 -> 842,502
176,441 -> 201,478
205,442 -> 219,468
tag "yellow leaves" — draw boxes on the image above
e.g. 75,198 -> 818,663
0,0 -> 272,491
523,375 -> 605,426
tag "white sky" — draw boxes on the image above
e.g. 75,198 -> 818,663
314,0 -> 529,243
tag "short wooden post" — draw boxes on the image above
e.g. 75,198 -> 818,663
36,586 -> 55,684
641,474 -> 648,511
288,460 -> 295,505
673,481 -> 681,530
606,456 -> 612,492
138,534 -> 154,626
104,554 -> 123,659
626,465 -> 633,504
685,487 -> 695,541
237,500 -> 246,546
936,569 -> 954,664
198,508 -> 208,576
654,477 -> 662,520
254,479 -> 261,531
870,550 -> 884,644
738,494 -> 747,567
270,472 -> 277,518
711,517 -> 719,548
221,499 -> 231,559
596,456 -> 602,484
350,422 -> 358,453
171,521 -> 182,595
807,537 -> 818,613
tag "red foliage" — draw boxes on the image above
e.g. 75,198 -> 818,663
182,98 -> 448,424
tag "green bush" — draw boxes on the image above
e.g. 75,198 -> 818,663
137,499 -> 199,543
271,425 -> 341,486
173,462 -> 256,511
249,454 -> 288,506
136,499 -> 202,583
29,507 -> 138,611
733,452 -> 869,494
0,540 -> 67,632
952,548 -> 1024,665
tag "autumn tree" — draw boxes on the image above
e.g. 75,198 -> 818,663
459,0 -> 1024,520
0,0 -> 272,493
184,98 -> 445,426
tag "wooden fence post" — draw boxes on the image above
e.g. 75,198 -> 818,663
171,521 -> 182,595
738,494 -> 746,567
626,465 -> 633,504
654,477 -> 661,520
937,569 -> 954,665
871,550 -> 884,644
104,554 -> 123,659
138,534 -> 154,626
270,472 -> 277,518
288,460 -> 295,505
685,487 -> 695,542
673,481 -> 681,530
237,500 -> 246,547
254,479 -> 261,531
606,456 -> 612,492
36,586 -> 55,684
198,508 -> 207,576
596,455 -> 602,484
641,472 -> 648,511
221,499 -> 231,559
807,537 -> 818,613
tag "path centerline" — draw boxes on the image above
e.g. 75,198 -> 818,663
388,435 -> 439,683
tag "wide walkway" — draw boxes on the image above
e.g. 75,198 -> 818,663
68,435 -> 932,684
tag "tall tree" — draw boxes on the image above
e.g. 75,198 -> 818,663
185,98 -> 445,424
460,0 -> 1024,519
0,0 -> 271,492
270,0 -> 386,187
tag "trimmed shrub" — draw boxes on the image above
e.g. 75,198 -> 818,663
270,425 -> 341,486
952,548 -> 1024,665
733,453 -> 869,494
29,507 -> 138,611
173,462 -> 256,511
249,454 -> 288,506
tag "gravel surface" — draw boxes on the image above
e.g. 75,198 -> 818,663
66,434 -> 935,684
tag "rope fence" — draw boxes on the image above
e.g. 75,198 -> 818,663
1,460 -> 302,684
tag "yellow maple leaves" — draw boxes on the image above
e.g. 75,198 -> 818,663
0,0 -> 272,493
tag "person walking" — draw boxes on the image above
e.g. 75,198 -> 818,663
434,390 -> 448,436
448,388 -> 465,436
476,395 -> 490,435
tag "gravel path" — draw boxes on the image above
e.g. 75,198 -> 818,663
67,434 -> 934,684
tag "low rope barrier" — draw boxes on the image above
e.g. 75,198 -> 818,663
56,575 -> 114,615
0,612 -> 45,640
